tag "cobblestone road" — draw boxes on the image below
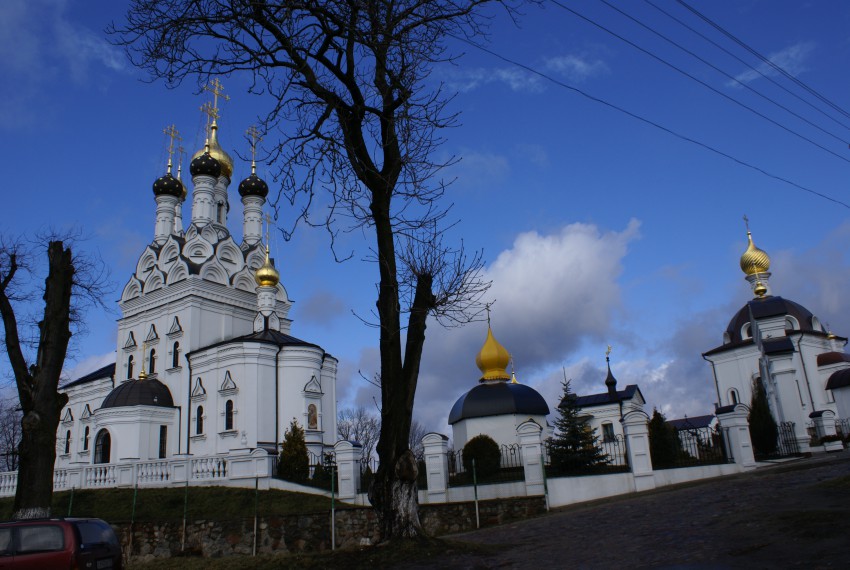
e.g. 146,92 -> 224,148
403,452 -> 850,569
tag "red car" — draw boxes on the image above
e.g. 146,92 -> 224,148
0,517 -> 123,569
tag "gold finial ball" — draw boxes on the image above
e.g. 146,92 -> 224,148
740,232 -> 770,276
754,281 -> 767,298
255,257 -> 280,287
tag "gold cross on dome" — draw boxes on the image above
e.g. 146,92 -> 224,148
246,125 -> 263,173
485,303 -> 492,326
606,345 -> 612,358
163,124 -> 181,174
743,214 -> 750,232
204,78 -> 230,117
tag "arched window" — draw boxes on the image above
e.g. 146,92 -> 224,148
172,342 -> 180,368
217,202 -> 225,223
225,400 -> 234,431
196,406 -> 204,435
785,316 -> 799,331
94,430 -> 111,464
83,426 -> 90,451
127,355 -> 134,379
64,431 -> 71,454
730,389 -> 739,405
149,349 -> 156,374
742,323 -> 752,340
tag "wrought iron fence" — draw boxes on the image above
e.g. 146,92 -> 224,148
754,421 -> 801,460
359,456 -> 377,494
650,425 -> 730,470
836,418 -> 850,439
544,435 -> 630,477
446,444 -> 525,487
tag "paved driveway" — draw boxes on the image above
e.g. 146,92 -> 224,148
403,453 -> 850,569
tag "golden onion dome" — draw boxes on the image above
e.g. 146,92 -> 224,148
254,251 -> 280,288
475,328 -> 511,382
192,123 -> 233,179
740,231 -> 771,276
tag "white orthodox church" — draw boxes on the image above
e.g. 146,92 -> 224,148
703,227 -> 850,451
55,89 -> 338,473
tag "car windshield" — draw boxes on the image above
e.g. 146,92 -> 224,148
74,521 -> 118,546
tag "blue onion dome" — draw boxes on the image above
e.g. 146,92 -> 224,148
152,172 -> 184,197
238,172 -> 269,198
190,150 -> 222,178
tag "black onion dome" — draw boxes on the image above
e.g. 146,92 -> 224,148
101,379 -> 174,409
238,173 -> 269,198
190,151 -> 222,178
152,173 -> 184,198
448,383 -> 550,425
725,296 -> 817,344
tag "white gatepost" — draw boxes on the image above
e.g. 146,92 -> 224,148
622,410 -> 655,492
517,420 -> 545,496
334,440 -> 362,500
715,403 -> 756,468
809,410 -> 844,452
421,433 -> 449,504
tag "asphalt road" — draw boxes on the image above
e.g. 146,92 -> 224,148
402,452 -> 850,569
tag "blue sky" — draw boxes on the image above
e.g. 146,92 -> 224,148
3,0 -> 850,433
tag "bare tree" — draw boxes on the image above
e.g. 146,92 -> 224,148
112,0 -> 506,539
337,406 -> 380,461
0,399 -> 22,472
0,235 -> 109,518
408,418 -> 429,461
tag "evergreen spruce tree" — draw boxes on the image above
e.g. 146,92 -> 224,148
748,378 -> 779,457
548,380 -> 608,473
648,408 -> 681,468
278,419 -> 309,483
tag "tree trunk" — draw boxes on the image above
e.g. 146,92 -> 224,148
1,242 -> 74,519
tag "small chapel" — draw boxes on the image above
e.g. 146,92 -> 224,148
703,224 -> 850,451
55,83 -> 338,472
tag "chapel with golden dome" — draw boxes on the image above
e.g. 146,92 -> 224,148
703,222 -> 850,452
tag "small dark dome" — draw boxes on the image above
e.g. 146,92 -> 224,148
448,382 -> 549,425
190,151 -> 222,178
725,296 -> 817,344
238,173 -> 269,198
101,378 -> 174,409
152,173 -> 184,198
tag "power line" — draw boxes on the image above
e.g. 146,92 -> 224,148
445,33 -> 850,210
675,0 -> 850,123
550,0 -> 850,165
643,0 -> 850,135
597,0 -> 850,146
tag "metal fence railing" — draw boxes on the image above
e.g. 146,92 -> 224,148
543,435 -> 630,478
650,425 -> 731,470
446,444 -> 525,487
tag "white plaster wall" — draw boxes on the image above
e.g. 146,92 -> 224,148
546,472 -> 635,508
451,413 -> 547,450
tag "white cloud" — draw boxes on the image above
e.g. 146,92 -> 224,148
730,41 -> 815,86
442,66 -> 543,93
64,351 -> 115,384
295,290 -> 347,326
413,219 -> 641,431
0,0 -> 127,130
544,54 -> 608,82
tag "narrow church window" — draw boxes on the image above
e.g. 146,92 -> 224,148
127,355 -> 134,379
217,202 -> 224,223
307,404 -> 318,430
83,426 -> 90,451
149,349 -> 156,374
225,400 -> 234,431
730,389 -> 739,405
601,422 -> 615,442
94,430 -> 111,464
196,406 -> 204,434
159,426 -> 168,459
64,431 -> 71,454
172,342 -> 180,368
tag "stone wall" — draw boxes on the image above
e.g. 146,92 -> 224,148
117,496 -> 545,561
